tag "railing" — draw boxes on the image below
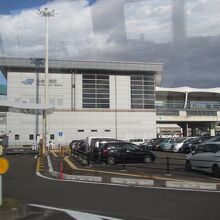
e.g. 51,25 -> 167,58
72,149 -> 90,166
71,151 -> 219,177
156,109 -> 179,116
187,110 -> 217,116
156,100 -> 220,110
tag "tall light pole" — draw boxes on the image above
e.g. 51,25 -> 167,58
37,8 -> 56,155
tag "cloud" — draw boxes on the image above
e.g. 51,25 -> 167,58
0,0 -> 220,87
0,0 -> 94,58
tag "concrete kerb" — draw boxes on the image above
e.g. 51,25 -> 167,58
44,153 -> 219,190
51,171 -> 102,182
111,177 -> 154,186
165,181 -> 217,191
46,154 -> 102,183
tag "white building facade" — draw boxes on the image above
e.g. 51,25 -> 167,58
2,59 -> 163,146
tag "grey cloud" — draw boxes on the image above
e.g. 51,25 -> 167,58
0,0 -> 220,88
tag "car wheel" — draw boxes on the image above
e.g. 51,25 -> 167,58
107,156 -> 116,165
185,149 -> 190,154
144,155 -> 152,164
212,165 -> 220,178
185,160 -> 192,172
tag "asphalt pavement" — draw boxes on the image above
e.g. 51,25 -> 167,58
2,154 -> 220,220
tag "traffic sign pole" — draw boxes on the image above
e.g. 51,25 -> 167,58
0,157 -> 9,206
0,175 -> 2,206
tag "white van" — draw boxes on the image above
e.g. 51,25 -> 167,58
129,139 -> 145,146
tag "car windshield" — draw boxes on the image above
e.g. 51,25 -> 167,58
175,138 -> 186,143
204,136 -> 220,143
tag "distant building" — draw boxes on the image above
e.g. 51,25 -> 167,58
0,58 -> 163,146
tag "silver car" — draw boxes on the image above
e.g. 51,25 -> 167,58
185,142 -> 220,177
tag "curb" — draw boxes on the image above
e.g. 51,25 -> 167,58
51,171 -> 102,182
44,154 -> 219,191
165,181 -> 217,190
111,177 -> 154,186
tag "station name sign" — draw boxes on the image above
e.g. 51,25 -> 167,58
22,78 -> 63,87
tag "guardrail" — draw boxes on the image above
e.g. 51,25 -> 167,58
72,149 -> 90,166
186,110 -> 217,116
156,100 -> 220,110
156,109 -> 179,116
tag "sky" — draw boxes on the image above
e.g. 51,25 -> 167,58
0,0 -> 220,87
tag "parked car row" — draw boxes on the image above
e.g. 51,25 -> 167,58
69,137 -> 156,165
69,136 -> 220,177
139,136 -> 216,153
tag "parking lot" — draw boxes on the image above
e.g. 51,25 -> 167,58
48,150 -> 220,185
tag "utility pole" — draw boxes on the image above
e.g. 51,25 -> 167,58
37,8 -> 56,155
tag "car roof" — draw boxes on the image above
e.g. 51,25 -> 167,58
200,141 -> 220,145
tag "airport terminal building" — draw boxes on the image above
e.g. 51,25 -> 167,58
0,58 -> 163,146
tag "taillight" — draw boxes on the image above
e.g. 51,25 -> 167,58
102,149 -> 109,155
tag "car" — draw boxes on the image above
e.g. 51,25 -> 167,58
139,138 -> 166,151
98,142 -> 156,165
159,138 -> 182,152
74,140 -> 87,155
69,139 -> 81,155
88,137 -> 123,160
181,136 -> 214,153
185,142 -> 220,177
69,139 -> 80,149
173,137 -> 197,152
129,139 -> 146,146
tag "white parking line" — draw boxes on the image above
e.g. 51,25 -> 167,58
29,204 -> 123,220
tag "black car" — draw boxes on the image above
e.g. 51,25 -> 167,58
69,139 -> 80,154
89,138 -> 123,160
73,140 -> 87,155
139,138 -> 166,151
181,136 -> 214,153
98,142 -> 156,165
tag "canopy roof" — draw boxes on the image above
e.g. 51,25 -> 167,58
0,100 -> 54,114
156,86 -> 220,94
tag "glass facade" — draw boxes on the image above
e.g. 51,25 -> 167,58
82,74 -> 110,108
131,75 -> 155,109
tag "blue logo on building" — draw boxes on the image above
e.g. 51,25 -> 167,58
22,79 -> 34,85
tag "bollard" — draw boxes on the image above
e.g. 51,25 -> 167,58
122,153 -> 126,171
87,152 -> 90,167
60,146 -> 64,157
166,156 -> 170,175
59,159 -> 64,180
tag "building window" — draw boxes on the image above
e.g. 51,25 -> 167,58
14,98 -> 21,102
91,130 -> 97,132
104,129 -> 111,132
50,134 -> 55,140
29,134 -> 34,140
15,134 -> 19,140
29,98 -> 35,104
49,98 -> 55,105
83,74 -> 110,108
131,75 -> 155,109
57,98 -> 63,106
78,130 -> 84,132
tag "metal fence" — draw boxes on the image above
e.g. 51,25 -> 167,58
71,150 -> 219,177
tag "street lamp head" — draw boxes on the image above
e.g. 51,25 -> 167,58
37,7 -> 57,17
